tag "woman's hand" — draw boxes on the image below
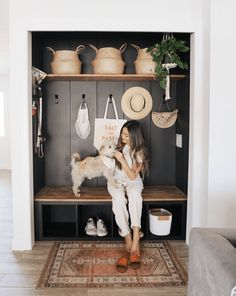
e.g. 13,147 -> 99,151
114,150 -> 143,180
114,150 -> 125,163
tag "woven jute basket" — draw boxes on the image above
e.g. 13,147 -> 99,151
131,44 -> 156,74
131,44 -> 153,60
46,45 -> 85,74
89,43 -> 127,59
134,59 -> 155,74
92,58 -> 125,74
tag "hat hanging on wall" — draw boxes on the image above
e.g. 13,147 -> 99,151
152,96 -> 178,128
121,87 -> 153,120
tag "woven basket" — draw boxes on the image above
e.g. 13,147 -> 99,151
89,43 -> 126,59
46,45 -> 85,74
134,59 -> 155,74
92,58 -> 125,74
131,44 -> 153,59
131,44 -> 155,74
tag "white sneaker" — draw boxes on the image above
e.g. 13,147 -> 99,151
85,218 -> 97,236
97,219 -> 108,237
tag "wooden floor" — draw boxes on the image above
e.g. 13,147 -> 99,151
0,170 -> 188,296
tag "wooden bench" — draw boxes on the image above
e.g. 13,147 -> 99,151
35,185 -> 187,202
34,186 -> 187,241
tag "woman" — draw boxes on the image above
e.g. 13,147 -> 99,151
108,120 -> 149,272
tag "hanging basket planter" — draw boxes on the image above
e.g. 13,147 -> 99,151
147,33 -> 190,90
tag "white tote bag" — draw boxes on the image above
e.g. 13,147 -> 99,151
75,102 -> 91,139
94,96 -> 127,150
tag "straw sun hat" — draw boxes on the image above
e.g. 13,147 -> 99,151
121,87 -> 153,120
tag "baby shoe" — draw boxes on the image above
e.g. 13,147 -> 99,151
85,218 -> 97,236
97,218 -> 108,237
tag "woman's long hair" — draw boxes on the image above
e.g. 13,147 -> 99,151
116,120 -> 150,177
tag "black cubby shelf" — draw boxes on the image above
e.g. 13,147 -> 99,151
34,186 -> 187,241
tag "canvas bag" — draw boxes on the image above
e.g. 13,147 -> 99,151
94,96 -> 127,150
75,102 -> 91,139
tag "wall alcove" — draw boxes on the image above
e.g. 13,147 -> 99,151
32,31 -> 190,241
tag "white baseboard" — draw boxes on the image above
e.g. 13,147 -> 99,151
11,238 -> 34,251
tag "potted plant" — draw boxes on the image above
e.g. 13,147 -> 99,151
147,34 -> 190,89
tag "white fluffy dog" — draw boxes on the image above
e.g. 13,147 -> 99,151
71,142 -> 116,197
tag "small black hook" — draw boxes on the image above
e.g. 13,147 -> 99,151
81,94 -> 86,109
55,94 -> 59,104
109,94 -> 113,103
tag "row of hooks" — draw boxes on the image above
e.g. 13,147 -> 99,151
54,94 -> 114,105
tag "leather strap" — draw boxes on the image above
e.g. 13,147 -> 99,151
117,256 -> 128,266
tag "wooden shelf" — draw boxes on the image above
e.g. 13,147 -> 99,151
35,185 -> 187,203
45,74 -> 186,81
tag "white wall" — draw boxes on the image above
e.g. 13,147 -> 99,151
0,0 -> 10,169
0,0 -> 9,75
0,75 -> 10,169
186,0 -> 210,239
207,0 -> 236,227
9,0 -> 234,250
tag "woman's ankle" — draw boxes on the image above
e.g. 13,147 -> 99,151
131,227 -> 140,255
124,233 -> 132,252
132,227 -> 140,241
130,243 -> 140,256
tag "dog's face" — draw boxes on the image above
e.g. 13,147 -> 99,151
99,141 -> 116,158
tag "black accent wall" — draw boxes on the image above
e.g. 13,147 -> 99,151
32,31 -> 190,194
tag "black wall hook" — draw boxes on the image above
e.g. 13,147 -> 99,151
81,94 -> 86,109
54,94 -> 59,104
109,94 -> 113,103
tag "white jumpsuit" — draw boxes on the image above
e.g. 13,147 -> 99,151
107,144 -> 143,237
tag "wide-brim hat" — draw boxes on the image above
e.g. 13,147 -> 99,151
121,87 -> 153,120
152,109 -> 178,128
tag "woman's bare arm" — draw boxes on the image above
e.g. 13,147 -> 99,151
114,151 -> 142,180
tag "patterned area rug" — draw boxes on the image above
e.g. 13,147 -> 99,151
37,241 -> 187,288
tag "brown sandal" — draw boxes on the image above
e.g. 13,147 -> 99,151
130,252 -> 141,270
116,255 -> 129,273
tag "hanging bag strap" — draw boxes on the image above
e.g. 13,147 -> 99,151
103,95 -> 119,119
158,95 -> 171,112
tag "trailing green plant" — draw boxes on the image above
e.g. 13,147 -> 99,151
147,36 -> 189,89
